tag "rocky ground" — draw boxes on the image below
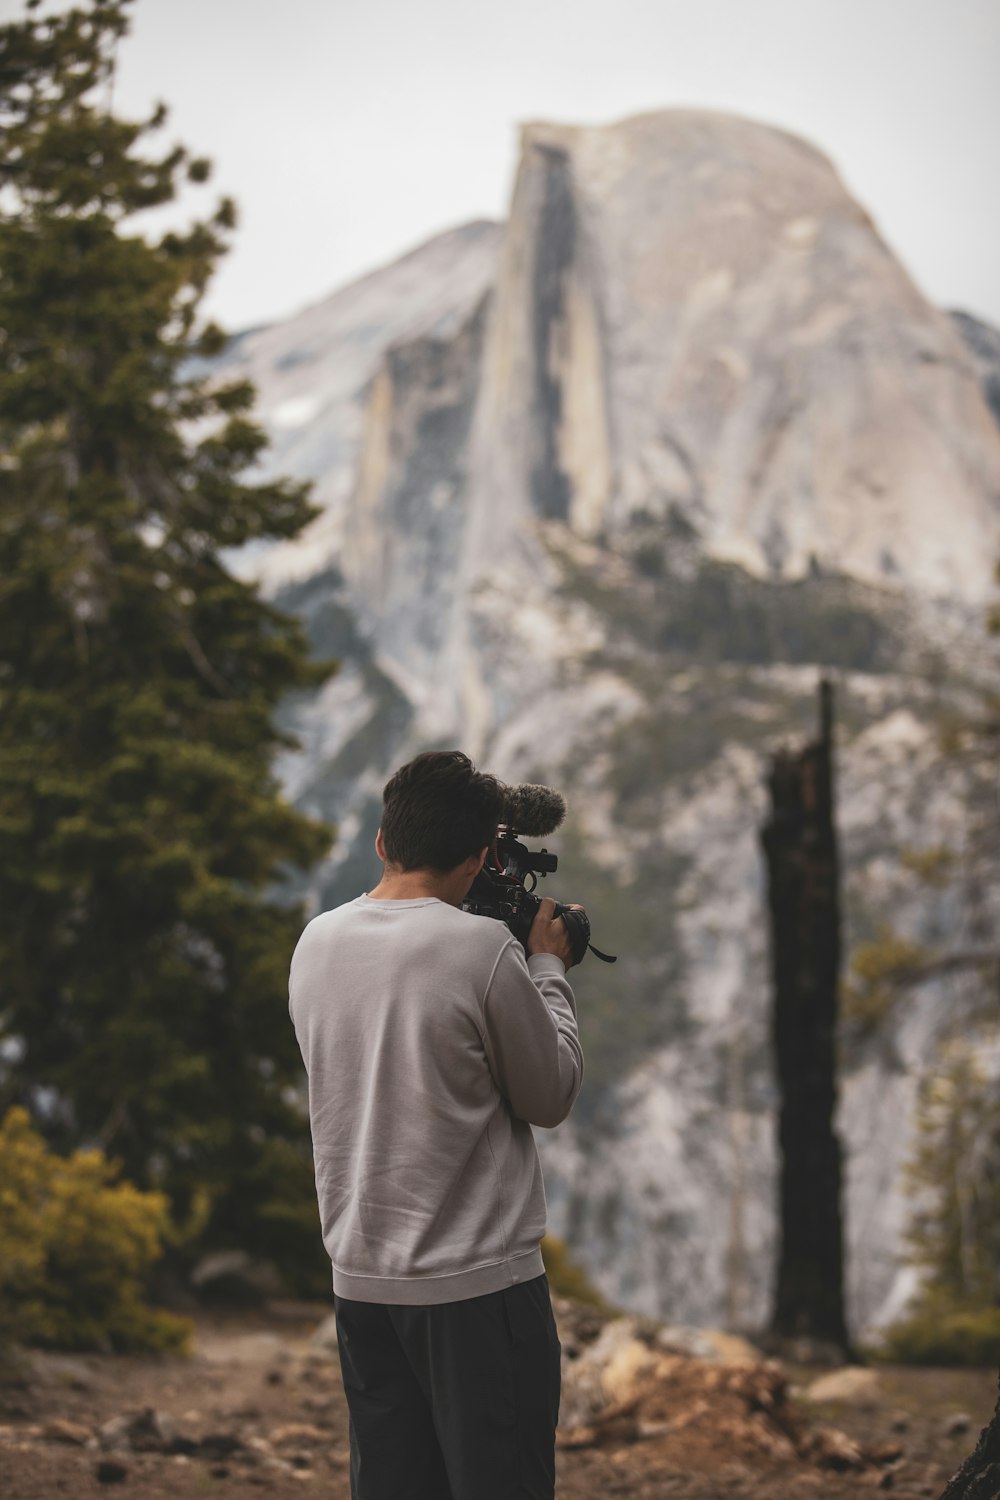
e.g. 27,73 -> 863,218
0,1299 -> 995,1499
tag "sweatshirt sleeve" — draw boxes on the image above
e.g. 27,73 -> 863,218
480,940 -> 584,1128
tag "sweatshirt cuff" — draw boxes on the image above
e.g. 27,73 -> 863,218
527,952 -> 566,977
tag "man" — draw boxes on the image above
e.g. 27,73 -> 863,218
288,749 -> 584,1500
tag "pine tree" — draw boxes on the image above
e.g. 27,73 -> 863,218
904,1047 -> 1000,1312
0,0 -> 333,1283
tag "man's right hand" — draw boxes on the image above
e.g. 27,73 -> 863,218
527,896 -> 579,970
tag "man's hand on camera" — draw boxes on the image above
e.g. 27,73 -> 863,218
527,896 -> 581,970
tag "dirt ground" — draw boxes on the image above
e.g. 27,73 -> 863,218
0,1300 -> 995,1500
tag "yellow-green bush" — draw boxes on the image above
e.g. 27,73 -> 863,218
842,924 -> 929,1029
541,1234 -> 613,1312
0,1107 -> 191,1353
876,1296 -> 1000,1367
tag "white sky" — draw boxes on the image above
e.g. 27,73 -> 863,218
5,0 -> 999,331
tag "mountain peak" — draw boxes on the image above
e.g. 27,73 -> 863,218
462,107 -> 1000,601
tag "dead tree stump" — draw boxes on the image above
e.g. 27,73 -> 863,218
761,679 -> 850,1356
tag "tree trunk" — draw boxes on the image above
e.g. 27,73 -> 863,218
761,679 -> 850,1355
940,1376 -> 1000,1498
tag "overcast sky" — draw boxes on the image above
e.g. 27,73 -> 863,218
6,0 -> 999,331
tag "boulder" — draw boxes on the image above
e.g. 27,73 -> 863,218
803,1367 -> 881,1405
190,1250 -> 285,1303
309,1313 -> 339,1355
43,1417 -> 93,1445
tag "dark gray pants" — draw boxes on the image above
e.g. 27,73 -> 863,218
334,1274 -> 561,1500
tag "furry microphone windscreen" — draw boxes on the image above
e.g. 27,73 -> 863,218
502,784 -> 566,837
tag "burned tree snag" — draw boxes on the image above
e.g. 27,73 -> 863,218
761,679 -> 850,1355
939,1376 -> 1000,1498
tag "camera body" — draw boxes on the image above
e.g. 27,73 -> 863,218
461,828 -> 602,967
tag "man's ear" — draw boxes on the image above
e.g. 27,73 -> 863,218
458,847 -> 488,890
375,828 -> 386,860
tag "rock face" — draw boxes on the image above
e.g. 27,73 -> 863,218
345,292 -> 490,676
221,218 -> 502,592
224,110 -> 1000,1339
466,113 -> 1000,604
952,309 -> 1000,432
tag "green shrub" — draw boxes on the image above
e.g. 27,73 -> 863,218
876,1297 -> 1000,1367
842,924 -> 929,1029
541,1234 -> 613,1311
0,1107 -> 191,1354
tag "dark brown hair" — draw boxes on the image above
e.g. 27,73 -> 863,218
380,751 -> 505,872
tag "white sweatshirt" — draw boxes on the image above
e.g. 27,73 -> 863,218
288,894 -> 583,1304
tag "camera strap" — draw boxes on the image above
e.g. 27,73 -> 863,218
556,904 -> 617,965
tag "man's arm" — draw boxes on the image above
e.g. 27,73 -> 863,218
480,898 -> 584,1128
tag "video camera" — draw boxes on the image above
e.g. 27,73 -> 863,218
461,784 -> 616,966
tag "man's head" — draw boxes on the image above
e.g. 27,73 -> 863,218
379,750 -> 505,874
